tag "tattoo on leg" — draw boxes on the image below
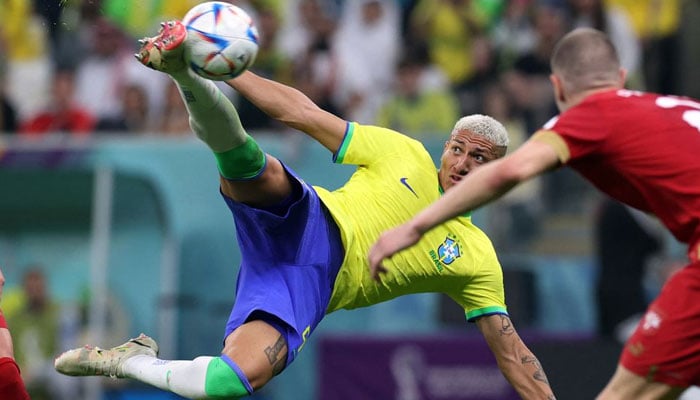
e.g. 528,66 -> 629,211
264,334 -> 286,367
498,315 -> 515,336
521,354 -> 549,385
271,357 -> 285,376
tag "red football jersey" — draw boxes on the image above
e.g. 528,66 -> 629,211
536,89 -> 700,251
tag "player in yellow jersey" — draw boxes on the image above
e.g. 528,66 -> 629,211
54,21 -> 556,399
320,122 -> 510,321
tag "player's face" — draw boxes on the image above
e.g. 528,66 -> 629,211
438,130 -> 505,191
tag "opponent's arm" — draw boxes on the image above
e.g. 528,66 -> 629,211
226,71 -> 347,153
476,315 -> 556,400
369,138 -> 560,279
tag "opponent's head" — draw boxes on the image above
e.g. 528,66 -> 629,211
438,114 -> 508,192
550,28 -> 626,111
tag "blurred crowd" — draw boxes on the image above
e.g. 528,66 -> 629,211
0,0 -> 698,141
2,265 -> 130,400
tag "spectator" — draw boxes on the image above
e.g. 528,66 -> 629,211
376,48 -> 459,138
33,0 -> 64,56
73,17 -> 132,123
157,81 -> 192,136
565,0 -> 643,88
19,68 -> 96,136
607,0 -> 682,94
277,0 -> 340,61
0,73 -> 18,133
332,0 -> 401,123
235,4 -> 295,132
408,0 -> 489,90
8,267 -> 77,400
51,0 -> 101,70
74,17 -> 169,129
501,3 -> 565,133
96,83 -> 151,134
290,0 -> 343,117
490,0 -> 537,72
0,0 -> 52,122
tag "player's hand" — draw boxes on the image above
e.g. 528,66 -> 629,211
368,223 -> 423,281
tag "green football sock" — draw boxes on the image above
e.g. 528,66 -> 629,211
171,69 -> 248,152
170,69 -> 266,179
204,356 -> 251,398
214,136 -> 266,180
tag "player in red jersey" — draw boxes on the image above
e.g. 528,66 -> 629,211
370,27 -> 700,399
0,269 -> 30,400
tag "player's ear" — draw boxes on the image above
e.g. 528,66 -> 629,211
550,74 -> 566,103
618,68 -> 627,87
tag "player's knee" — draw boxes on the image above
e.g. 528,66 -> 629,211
204,355 -> 253,399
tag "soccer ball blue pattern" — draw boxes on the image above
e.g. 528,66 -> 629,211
182,1 -> 259,81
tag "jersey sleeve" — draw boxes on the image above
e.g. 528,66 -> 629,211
531,129 -> 571,163
535,99 -> 611,162
334,122 -> 429,167
436,221 -> 509,322
456,251 -> 508,322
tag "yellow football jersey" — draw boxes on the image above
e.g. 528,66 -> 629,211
316,123 -> 507,321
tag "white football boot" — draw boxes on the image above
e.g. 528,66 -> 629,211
55,333 -> 158,378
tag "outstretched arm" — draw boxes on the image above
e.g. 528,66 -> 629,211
226,71 -> 348,153
476,315 -> 556,399
368,138 -> 560,279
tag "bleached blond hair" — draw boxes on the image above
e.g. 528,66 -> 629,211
451,114 -> 509,147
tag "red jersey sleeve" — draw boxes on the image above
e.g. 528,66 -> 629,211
541,96 -> 612,162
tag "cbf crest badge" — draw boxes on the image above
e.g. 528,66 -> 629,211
428,234 -> 462,272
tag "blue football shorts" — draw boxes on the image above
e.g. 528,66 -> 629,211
221,163 -> 344,368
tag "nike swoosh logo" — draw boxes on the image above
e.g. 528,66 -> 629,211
400,177 -> 418,197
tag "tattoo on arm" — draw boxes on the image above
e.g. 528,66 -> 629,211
521,354 -> 550,385
264,335 -> 287,375
498,315 -> 515,336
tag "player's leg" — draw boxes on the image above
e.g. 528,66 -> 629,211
597,365 -> 684,400
116,321 -> 284,397
0,357 -> 30,400
221,319 -> 288,388
598,261 -> 700,400
54,323 -> 284,399
136,21 -> 292,207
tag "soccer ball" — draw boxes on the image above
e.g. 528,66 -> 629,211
182,1 -> 259,80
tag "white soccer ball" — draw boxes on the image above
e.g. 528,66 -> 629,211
182,1 -> 259,81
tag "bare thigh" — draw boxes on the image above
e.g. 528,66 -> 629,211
221,319 -> 288,391
220,155 -> 293,207
597,365 -> 686,400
